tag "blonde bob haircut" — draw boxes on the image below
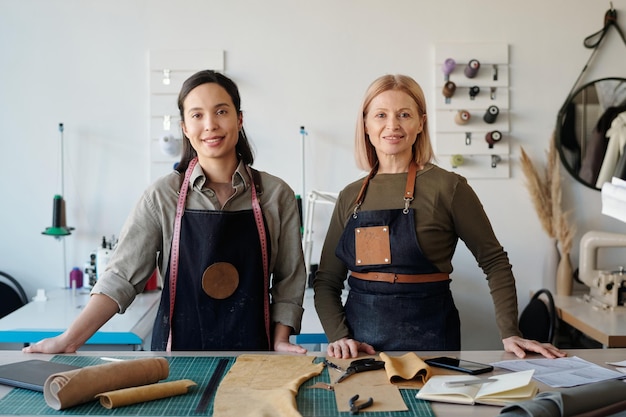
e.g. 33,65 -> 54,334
355,74 -> 435,171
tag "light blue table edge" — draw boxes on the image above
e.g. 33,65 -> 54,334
0,330 -> 142,344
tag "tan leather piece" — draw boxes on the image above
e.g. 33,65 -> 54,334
213,354 -> 323,417
355,226 -> 391,265
380,352 -> 432,388
202,262 -> 239,299
96,379 -> 196,409
43,358 -> 169,410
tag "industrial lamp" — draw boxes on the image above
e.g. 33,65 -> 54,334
42,123 -> 74,238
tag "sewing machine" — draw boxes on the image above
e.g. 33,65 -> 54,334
579,231 -> 626,309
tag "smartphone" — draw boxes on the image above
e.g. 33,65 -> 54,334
424,356 -> 494,375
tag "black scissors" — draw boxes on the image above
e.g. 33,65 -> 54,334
349,394 -> 373,415
335,358 -> 385,383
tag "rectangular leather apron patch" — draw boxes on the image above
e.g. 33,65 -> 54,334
355,226 -> 391,265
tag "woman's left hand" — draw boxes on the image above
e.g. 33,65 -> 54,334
502,335 -> 567,359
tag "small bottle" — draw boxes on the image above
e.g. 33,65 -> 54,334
70,267 -> 83,289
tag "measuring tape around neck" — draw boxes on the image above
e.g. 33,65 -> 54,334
166,158 -> 271,351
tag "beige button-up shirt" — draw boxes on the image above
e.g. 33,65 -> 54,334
92,161 -> 307,333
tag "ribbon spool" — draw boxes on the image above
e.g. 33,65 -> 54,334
454,110 -> 471,125
483,105 -> 499,124
469,86 -> 480,100
450,154 -> 464,168
485,131 -> 502,148
464,59 -> 480,78
442,58 -> 456,80
442,81 -> 457,98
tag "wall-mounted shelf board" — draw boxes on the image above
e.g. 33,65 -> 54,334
433,42 -> 510,178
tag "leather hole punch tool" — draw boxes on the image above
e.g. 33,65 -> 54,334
335,358 -> 386,383
349,394 -> 373,415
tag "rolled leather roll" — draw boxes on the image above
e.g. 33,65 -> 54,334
96,379 -> 196,409
44,357 -> 169,410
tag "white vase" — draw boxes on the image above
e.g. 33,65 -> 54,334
542,240 -> 560,293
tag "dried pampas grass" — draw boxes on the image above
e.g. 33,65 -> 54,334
520,132 -> 576,254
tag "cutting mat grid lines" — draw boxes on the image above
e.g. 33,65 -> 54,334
0,356 -> 434,416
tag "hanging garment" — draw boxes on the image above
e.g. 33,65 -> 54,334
596,111 -> 626,188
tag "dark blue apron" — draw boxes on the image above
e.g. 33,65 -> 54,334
151,166 -> 270,351
335,164 -> 460,351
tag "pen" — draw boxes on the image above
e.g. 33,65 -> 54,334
444,377 -> 497,387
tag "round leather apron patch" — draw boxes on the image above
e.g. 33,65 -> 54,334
202,262 -> 239,299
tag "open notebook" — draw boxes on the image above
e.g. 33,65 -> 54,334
0,360 -> 80,392
416,369 -> 537,406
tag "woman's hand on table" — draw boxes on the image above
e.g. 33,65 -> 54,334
22,334 -> 79,354
274,339 -> 307,354
326,337 -> 376,359
503,335 -> 567,359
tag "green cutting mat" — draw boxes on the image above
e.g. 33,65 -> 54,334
0,356 -> 434,416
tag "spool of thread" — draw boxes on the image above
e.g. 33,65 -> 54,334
485,131 -> 502,148
442,81 -> 456,98
160,135 -> 182,157
469,86 -> 480,99
42,195 -> 71,236
483,105 -> 499,124
450,154 -> 464,168
52,195 -> 64,228
464,59 -> 480,78
442,58 -> 456,78
70,267 -> 83,289
454,110 -> 471,125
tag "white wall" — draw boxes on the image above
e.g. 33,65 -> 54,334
2,0 -> 626,349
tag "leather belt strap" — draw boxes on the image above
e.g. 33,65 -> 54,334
350,271 -> 449,284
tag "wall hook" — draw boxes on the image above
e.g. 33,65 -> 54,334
491,155 -> 501,168
465,132 -> 472,145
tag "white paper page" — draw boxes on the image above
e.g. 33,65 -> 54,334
490,356 -> 624,387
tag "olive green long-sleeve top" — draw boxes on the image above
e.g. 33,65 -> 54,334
92,160 -> 307,334
314,163 -> 521,343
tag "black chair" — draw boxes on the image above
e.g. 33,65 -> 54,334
519,289 -> 557,344
0,271 -> 28,319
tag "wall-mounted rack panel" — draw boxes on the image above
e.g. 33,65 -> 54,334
434,42 -> 510,179
148,49 -> 224,182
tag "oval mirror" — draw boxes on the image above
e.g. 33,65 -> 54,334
556,77 -> 626,190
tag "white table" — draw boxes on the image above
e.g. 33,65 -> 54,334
0,288 -> 160,350
554,293 -> 626,347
